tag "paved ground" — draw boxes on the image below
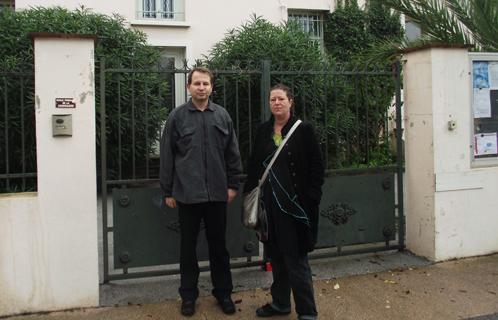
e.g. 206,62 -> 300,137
3,251 -> 498,320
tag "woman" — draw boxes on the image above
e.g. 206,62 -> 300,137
244,84 -> 325,320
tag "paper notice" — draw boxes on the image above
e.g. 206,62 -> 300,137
474,132 -> 498,156
473,61 -> 490,88
489,62 -> 498,88
473,88 -> 491,118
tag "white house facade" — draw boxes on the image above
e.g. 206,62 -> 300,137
14,0 -> 369,64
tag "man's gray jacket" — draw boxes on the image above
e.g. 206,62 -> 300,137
160,99 -> 242,204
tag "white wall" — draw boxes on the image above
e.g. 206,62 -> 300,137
404,47 -> 498,261
16,0 -> 134,17
404,49 -> 436,259
0,35 -> 99,317
0,194 -> 41,316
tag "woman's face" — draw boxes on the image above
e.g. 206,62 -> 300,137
269,89 -> 293,118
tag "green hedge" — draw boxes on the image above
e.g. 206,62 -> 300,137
0,7 -> 168,192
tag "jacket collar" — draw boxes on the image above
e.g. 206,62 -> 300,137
186,99 -> 215,112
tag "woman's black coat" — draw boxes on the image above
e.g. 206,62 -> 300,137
243,116 -> 325,252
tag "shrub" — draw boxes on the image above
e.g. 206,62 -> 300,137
203,15 -> 326,169
0,6 -> 168,192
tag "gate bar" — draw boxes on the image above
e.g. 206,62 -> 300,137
108,260 -> 264,281
100,58 -> 110,283
394,60 -> 405,250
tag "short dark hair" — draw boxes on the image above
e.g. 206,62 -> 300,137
270,84 -> 294,101
187,67 -> 214,85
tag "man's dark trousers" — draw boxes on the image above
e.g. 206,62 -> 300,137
178,201 -> 233,301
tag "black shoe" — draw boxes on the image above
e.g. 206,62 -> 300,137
218,296 -> 236,315
181,300 -> 195,317
256,303 -> 291,317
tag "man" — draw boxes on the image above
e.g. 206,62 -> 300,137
160,67 -> 242,317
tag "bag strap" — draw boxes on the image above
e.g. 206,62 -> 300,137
258,119 -> 302,187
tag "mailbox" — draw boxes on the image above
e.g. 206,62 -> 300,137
52,114 -> 72,137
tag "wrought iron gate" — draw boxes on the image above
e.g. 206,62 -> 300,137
99,59 -> 404,282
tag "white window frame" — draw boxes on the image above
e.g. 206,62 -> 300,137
137,0 -> 184,21
288,10 -> 325,45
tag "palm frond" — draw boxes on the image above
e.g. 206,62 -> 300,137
374,0 -> 498,51
445,0 -> 498,51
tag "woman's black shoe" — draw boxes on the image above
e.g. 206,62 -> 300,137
256,303 -> 291,317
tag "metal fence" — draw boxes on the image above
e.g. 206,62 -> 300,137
99,59 -> 405,281
0,70 -> 37,193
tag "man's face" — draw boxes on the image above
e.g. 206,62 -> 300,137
187,71 -> 212,102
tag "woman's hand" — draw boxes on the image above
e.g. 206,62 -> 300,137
227,188 -> 237,203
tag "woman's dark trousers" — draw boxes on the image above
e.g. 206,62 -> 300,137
267,242 -> 318,317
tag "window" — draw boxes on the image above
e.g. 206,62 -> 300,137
0,0 -> 14,10
470,53 -> 498,167
288,11 -> 324,44
137,0 -> 184,21
404,15 -> 421,42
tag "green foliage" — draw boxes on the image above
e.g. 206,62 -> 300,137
349,141 -> 396,168
202,15 -> 326,169
201,13 -> 403,170
324,2 -> 370,62
321,3 -> 402,168
324,1 -> 403,63
366,0 -> 498,62
366,1 -> 404,42
0,6 -> 160,70
0,7 -> 168,192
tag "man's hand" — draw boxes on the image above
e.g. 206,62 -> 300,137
227,188 -> 237,203
165,197 -> 177,208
